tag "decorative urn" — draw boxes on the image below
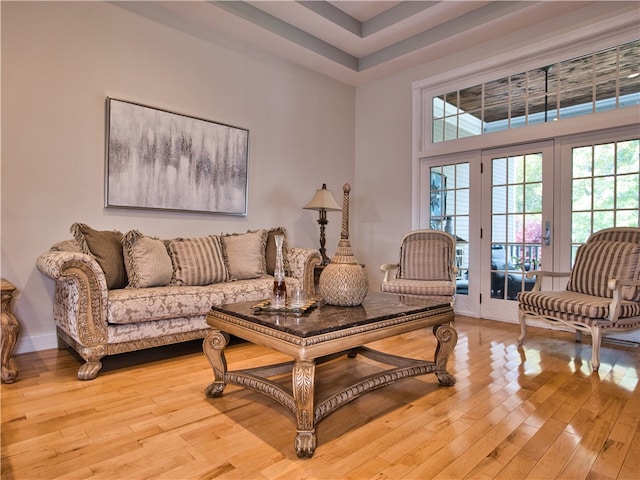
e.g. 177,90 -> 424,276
318,183 -> 368,306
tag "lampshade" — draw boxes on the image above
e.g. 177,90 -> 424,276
303,184 -> 341,211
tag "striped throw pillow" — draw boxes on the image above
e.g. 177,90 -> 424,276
567,240 -> 640,300
167,236 -> 228,286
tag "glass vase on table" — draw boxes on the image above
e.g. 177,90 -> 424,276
272,234 -> 287,308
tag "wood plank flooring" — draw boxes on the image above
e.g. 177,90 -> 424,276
1,316 -> 638,479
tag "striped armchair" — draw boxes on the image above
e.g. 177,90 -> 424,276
517,227 -> 640,371
380,230 -> 457,305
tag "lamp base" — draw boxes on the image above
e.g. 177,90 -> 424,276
319,239 -> 368,306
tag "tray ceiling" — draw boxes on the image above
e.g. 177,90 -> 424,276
116,1 -> 639,88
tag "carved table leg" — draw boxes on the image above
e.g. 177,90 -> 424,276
1,279 -> 20,383
203,330 -> 229,398
433,323 -> 457,386
292,360 -> 316,458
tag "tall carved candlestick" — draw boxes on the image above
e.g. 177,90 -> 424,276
318,184 -> 368,306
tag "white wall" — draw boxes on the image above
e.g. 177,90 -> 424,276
1,2 -> 354,353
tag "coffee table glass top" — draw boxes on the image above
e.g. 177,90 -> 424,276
210,292 -> 450,338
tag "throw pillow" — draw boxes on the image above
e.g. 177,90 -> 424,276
166,236 -> 228,286
265,227 -> 290,275
567,240 -> 640,300
70,223 -> 128,289
222,229 -> 268,280
123,230 -> 173,288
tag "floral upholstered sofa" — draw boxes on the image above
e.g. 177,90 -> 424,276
37,224 -> 321,380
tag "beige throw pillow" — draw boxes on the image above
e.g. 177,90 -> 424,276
222,229 -> 267,280
70,223 -> 128,289
123,230 -> 173,288
167,236 -> 228,286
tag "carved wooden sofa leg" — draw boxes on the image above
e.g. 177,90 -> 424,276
77,345 -> 106,380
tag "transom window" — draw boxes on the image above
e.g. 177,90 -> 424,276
432,39 -> 640,143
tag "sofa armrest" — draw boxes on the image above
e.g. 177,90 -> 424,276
287,247 -> 322,296
37,250 -> 109,346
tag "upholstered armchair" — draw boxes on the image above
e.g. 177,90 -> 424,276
517,227 -> 640,371
380,230 -> 457,305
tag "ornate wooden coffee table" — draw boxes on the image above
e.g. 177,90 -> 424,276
203,292 -> 457,458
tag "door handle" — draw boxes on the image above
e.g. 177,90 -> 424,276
544,221 -> 551,246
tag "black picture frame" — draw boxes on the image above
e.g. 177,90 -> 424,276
105,98 -> 249,215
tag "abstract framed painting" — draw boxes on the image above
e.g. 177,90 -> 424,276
105,98 -> 249,215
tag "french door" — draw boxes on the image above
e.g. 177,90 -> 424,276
479,142 -> 555,322
422,127 -> 637,324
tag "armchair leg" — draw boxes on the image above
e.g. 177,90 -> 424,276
517,310 -> 527,345
589,326 -> 602,372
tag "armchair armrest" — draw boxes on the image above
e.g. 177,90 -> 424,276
524,270 -> 571,291
380,263 -> 399,283
287,247 -> 322,297
37,250 -> 109,345
608,278 -> 640,323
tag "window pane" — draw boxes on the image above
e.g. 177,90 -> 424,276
573,146 -> 593,177
459,85 -> 482,113
572,212 -> 592,242
572,178 -> 592,211
617,174 -> 640,209
594,144 -> 615,176
444,116 -> 458,141
525,183 -> 542,212
593,210 -> 615,231
432,119 -> 445,143
508,184 -> 523,213
525,153 -> 542,182
510,155 -> 524,183
617,209 -> 639,227
456,163 -> 470,188
493,157 -> 507,185
593,176 -> 615,209
433,95 -> 445,120
617,139 -> 639,174
493,186 -> 507,214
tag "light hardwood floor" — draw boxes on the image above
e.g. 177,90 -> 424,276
2,316 -> 639,479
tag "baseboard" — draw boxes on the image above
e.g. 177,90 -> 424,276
14,332 -> 58,354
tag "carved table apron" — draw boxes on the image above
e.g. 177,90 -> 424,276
203,292 -> 457,458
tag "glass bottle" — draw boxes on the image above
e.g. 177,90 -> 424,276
272,234 -> 287,308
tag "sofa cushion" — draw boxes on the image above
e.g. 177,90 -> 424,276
567,240 -> 640,300
265,227 -> 290,275
106,278 -> 300,325
71,223 -> 128,289
123,230 -> 173,288
518,290 -> 640,322
222,229 -> 267,280
107,285 -> 226,324
380,278 -> 455,296
167,236 -> 228,286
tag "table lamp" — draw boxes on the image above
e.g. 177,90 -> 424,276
303,183 -> 341,265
